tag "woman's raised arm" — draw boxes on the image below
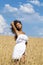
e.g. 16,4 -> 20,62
11,22 -> 19,36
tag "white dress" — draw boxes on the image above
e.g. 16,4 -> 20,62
12,34 -> 28,60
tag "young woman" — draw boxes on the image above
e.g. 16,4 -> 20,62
10,20 -> 28,65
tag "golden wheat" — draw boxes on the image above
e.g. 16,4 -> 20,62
0,36 -> 43,65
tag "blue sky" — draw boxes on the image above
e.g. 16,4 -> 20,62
0,0 -> 43,37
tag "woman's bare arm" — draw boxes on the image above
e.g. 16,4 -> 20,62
11,22 -> 19,36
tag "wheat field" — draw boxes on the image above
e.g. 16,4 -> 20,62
0,35 -> 43,65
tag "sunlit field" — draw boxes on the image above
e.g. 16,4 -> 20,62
0,36 -> 43,65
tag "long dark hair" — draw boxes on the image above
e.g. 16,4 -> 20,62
11,20 -> 22,40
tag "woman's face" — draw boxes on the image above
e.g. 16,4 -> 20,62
16,22 -> 22,31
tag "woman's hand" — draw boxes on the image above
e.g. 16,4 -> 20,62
11,22 -> 14,26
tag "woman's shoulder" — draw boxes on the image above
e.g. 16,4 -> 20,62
14,32 -> 25,40
22,32 -> 25,34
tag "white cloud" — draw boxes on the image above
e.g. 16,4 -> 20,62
29,0 -> 43,6
0,15 -> 12,35
30,0 -> 40,6
0,15 -> 6,26
30,13 -> 43,22
3,3 -> 43,23
0,15 -> 7,33
4,4 -> 18,13
3,3 -> 35,14
17,12 -> 43,23
19,3 -> 35,14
